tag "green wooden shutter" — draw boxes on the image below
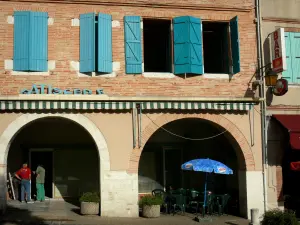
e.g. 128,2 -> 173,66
173,16 -> 203,75
290,32 -> 300,83
282,32 -> 293,83
14,11 -> 31,71
29,12 -> 48,71
98,13 -> 112,73
230,16 -> 241,74
124,16 -> 142,74
80,13 -> 95,73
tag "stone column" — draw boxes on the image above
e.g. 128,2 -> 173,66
101,171 -> 138,217
238,170 -> 264,219
0,164 -> 7,215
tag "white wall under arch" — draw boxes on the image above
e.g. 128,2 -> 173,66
0,113 -> 111,214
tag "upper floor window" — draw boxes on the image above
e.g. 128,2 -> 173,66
282,32 -> 300,84
124,15 -> 240,75
79,13 -> 112,74
13,11 -> 48,72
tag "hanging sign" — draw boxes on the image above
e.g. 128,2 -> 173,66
273,78 -> 288,96
271,28 -> 287,73
20,84 -> 104,95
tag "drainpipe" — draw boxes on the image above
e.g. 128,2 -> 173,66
255,0 -> 268,213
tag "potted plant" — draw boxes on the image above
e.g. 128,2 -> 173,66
79,192 -> 100,215
139,195 -> 164,218
261,209 -> 298,225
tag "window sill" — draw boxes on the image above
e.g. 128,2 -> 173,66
5,60 -> 55,76
11,71 -> 50,76
78,72 -> 117,78
142,73 -> 232,79
142,72 -> 175,78
287,84 -> 300,87
70,61 -> 119,78
203,74 -> 232,79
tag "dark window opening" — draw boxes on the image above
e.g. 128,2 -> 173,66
143,19 -> 172,73
203,22 -> 230,74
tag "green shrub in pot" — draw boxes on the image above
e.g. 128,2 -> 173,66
139,195 -> 164,206
261,209 -> 298,225
79,192 -> 100,215
79,192 -> 100,203
139,195 -> 164,218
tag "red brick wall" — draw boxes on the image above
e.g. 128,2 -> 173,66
0,0 -> 257,97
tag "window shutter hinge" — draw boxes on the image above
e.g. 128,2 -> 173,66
140,21 -> 143,29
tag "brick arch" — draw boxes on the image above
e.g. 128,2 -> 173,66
128,113 -> 255,173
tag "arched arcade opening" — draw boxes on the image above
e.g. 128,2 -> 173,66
138,117 -> 248,216
6,117 -> 100,202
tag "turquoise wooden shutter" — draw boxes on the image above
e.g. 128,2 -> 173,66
14,11 -> 31,71
230,16 -> 241,74
282,32 -> 293,83
29,12 -> 48,71
290,32 -> 300,84
173,16 -> 203,75
80,13 -> 95,73
98,13 -> 112,73
124,16 -> 142,74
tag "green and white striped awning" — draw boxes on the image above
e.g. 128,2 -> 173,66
0,101 -> 254,111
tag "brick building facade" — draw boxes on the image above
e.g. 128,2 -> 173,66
0,0 -> 263,219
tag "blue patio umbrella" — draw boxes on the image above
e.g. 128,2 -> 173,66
181,158 -> 233,218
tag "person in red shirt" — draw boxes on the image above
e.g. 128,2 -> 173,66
15,163 -> 33,203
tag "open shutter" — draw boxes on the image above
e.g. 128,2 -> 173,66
80,13 -> 95,73
282,32 -> 293,83
173,16 -> 203,75
14,11 -> 30,71
230,16 -> 241,74
29,12 -> 48,72
98,13 -> 112,73
124,16 -> 142,74
291,32 -> 300,83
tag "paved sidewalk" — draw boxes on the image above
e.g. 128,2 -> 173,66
2,200 -> 250,225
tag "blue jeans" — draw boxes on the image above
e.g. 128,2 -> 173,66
21,179 -> 30,202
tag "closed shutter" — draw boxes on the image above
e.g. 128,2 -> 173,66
98,13 -> 112,73
173,16 -> 203,75
290,32 -> 300,83
230,16 -> 241,74
282,32 -> 293,83
14,11 -> 30,71
29,12 -> 48,72
80,13 -> 95,73
124,16 -> 142,74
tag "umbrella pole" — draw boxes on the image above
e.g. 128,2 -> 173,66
202,172 -> 208,218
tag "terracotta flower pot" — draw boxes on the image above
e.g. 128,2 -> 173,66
142,205 -> 160,218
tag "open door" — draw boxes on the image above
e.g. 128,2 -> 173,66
30,150 -> 53,199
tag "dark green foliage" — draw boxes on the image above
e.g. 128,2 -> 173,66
139,195 -> 164,206
261,209 -> 298,225
79,192 -> 100,203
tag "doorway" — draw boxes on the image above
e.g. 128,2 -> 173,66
163,147 -> 183,190
29,149 -> 53,199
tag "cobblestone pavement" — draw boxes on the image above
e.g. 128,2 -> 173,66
2,200 -> 250,225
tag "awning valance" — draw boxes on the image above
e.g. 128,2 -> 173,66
273,115 -> 300,149
0,101 -> 255,111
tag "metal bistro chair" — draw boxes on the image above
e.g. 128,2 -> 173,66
171,193 -> 187,215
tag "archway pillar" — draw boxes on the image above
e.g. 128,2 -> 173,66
238,170 -> 264,219
100,171 -> 139,217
